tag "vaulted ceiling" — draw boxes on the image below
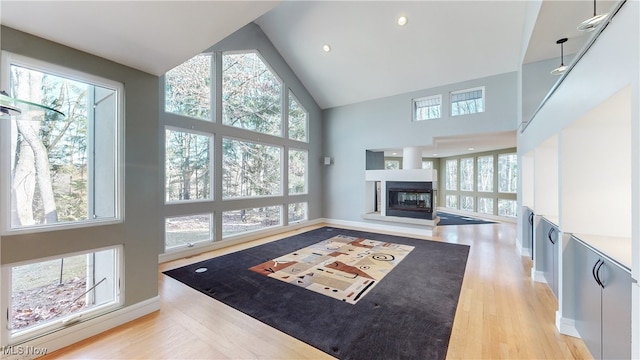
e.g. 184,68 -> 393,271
0,0 -> 619,156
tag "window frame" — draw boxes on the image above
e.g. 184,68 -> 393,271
288,147 -> 308,196
163,52 -> 213,122
1,245 -> 124,345
412,94 -> 442,121
287,89 -> 309,143
164,126 -> 214,204
450,86 -> 485,117
221,50 -> 285,138
498,153 -> 518,194
221,136 -> 284,200
164,213 -> 214,252
0,51 -> 124,235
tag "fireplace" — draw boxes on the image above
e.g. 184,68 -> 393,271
386,181 -> 435,220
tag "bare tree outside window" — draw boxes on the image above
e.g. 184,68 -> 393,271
477,156 -> 494,192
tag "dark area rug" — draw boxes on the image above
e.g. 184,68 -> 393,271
163,227 -> 469,360
437,211 -> 496,226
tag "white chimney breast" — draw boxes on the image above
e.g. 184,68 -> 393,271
402,146 -> 422,169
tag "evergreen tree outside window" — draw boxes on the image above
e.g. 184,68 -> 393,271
288,91 -> 308,142
165,128 -> 212,202
288,149 -> 307,195
165,53 -> 211,121
3,54 -> 121,231
222,52 -> 282,136
222,138 -> 282,199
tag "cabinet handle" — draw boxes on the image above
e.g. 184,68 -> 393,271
592,260 -> 603,287
595,260 -> 605,289
528,213 -> 534,225
548,227 -> 556,244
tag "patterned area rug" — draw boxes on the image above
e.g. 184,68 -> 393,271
164,227 -> 469,360
249,235 -> 414,304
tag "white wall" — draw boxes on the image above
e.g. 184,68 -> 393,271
323,72 -> 518,224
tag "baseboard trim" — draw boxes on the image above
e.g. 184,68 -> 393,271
557,313 -> 580,338
2,296 -> 160,360
531,268 -> 547,283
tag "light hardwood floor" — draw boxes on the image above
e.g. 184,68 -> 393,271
41,222 -> 592,359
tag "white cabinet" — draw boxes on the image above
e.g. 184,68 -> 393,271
573,237 -> 631,360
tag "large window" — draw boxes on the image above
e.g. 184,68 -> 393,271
498,153 -> 518,193
446,194 -> 458,209
222,206 -> 282,237
498,199 -> 517,217
478,197 -> 494,214
222,52 -> 282,137
162,49 -> 311,251
2,53 -> 121,231
165,214 -> 213,250
422,160 -> 433,170
413,95 -> 441,121
385,160 -> 400,170
288,149 -> 308,195
222,138 -> 282,199
446,159 -> 458,191
451,87 -> 484,116
477,156 -> 494,192
165,128 -> 212,202
459,158 -> 474,191
4,246 -> 122,344
288,91 -> 308,142
164,54 -> 211,121
288,202 -> 308,223
460,195 -> 474,212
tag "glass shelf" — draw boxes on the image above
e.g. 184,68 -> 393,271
0,91 -> 65,121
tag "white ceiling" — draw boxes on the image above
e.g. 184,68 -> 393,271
0,0 -> 616,158
0,1 -> 279,76
379,131 -> 517,158
256,1 -> 528,110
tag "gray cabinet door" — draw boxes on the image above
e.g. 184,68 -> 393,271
541,220 -> 558,298
574,241 -> 602,359
600,261 -> 631,360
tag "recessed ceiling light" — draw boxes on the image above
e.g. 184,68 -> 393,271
468,147 -> 475,151
397,16 -> 408,26
432,153 -> 438,157
322,44 -> 331,52
392,152 -> 398,156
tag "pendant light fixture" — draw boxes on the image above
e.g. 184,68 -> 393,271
577,0 -> 609,32
550,38 -> 568,76
0,90 -> 64,120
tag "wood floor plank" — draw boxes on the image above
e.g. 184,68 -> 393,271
40,222 -> 592,359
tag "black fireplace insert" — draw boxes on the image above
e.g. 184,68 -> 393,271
386,181 -> 435,220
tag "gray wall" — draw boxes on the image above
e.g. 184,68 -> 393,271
322,72 -> 518,223
1,26 -> 160,306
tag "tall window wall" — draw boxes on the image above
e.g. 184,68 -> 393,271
441,149 -> 517,217
162,50 -> 311,253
